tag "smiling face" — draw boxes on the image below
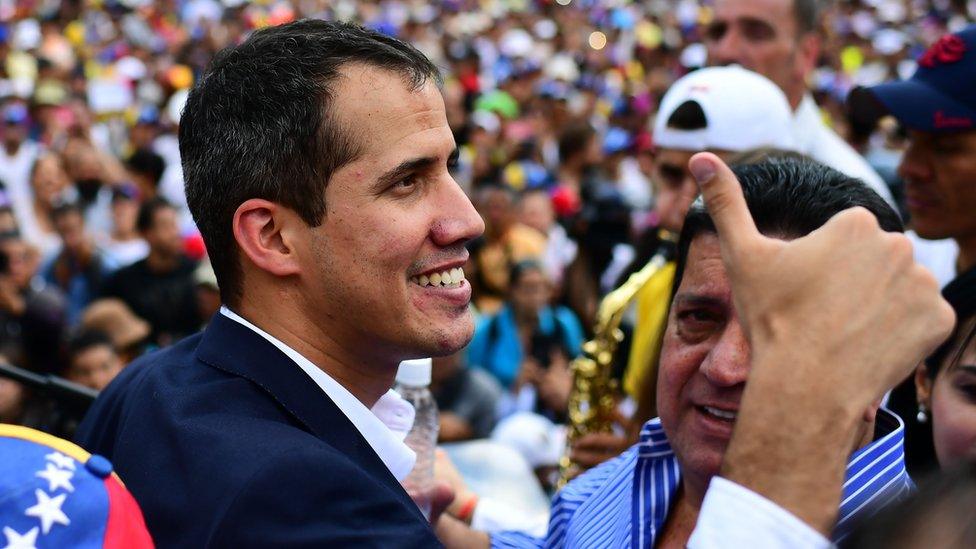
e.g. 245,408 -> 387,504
657,234 -> 748,482
295,65 -> 484,361
898,130 -> 976,245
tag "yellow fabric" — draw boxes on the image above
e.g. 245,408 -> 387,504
0,423 -> 92,463
0,423 -> 125,483
622,262 -> 676,400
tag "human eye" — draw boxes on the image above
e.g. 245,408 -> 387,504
742,20 -> 775,42
705,22 -> 727,42
390,174 -> 420,196
657,164 -> 685,189
952,370 -> 976,403
676,308 -> 722,340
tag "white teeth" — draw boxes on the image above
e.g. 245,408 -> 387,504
704,406 -> 737,420
412,267 -> 466,288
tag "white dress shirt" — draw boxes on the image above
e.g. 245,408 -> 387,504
219,306 -> 417,481
792,94 -> 895,209
791,96 -> 961,284
689,476 -> 831,549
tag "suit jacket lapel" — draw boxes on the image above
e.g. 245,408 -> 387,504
194,313 -> 426,522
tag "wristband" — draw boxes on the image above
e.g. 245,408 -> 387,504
456,494 -> 479,523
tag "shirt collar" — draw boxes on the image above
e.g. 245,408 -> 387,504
218,306 -> 416,481
636,417 -> 673,458
834,408 -> 912,539
635,408 -> 911,542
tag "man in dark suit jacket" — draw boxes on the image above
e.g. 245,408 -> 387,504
76,19 -> 485,546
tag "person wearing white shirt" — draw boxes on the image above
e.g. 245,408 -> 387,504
76,20 -> 485,546
682,155 -> 952,549
703,0 -> 959,290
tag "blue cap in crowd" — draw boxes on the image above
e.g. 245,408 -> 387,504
859,25 -> 976,132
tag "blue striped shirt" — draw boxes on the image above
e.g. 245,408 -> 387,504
492,409 -> 911,548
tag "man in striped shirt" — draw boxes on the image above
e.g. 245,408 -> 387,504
475,158 -> 914,548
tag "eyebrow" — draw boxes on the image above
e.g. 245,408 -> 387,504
954,365 -> 976,376
373,148 -> 460,194
672,294 -> 726,309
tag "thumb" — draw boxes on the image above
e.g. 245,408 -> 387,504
688,152 -> 762,264
428,481 -> 456,525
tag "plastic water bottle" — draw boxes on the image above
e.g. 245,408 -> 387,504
395,358 -> 439,519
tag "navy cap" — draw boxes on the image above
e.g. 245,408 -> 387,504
855,25 -> 976,133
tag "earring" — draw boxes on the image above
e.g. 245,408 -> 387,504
916,403 -> 928,423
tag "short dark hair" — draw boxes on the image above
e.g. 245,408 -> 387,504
925,316 -> 976,380
558,121 -> 596,162
792,0 -> 820,35
180,19 -> 440,307
136,197 -> 175,233
67,328 -> 115,361
509,259 -> 546,288
673,158 -> 904,291
126,148 -> 166,187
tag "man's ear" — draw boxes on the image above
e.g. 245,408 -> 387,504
233,199 -> 302,277
796,32 -> 821,82
915,363 -> 933,408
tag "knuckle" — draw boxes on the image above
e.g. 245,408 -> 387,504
886,233 -> 915,264
939,304 -> 957,334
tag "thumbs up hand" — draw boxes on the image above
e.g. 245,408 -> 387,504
688,152 -> 954,534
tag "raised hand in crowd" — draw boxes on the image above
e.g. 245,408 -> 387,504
687,152 -> 955,536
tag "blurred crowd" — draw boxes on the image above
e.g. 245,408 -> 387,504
0,0 -> 974,490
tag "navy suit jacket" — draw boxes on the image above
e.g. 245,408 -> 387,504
75,313 -> 440,548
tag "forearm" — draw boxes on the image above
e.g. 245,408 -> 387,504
720,350 -> 864,535
436,515 -> 491,549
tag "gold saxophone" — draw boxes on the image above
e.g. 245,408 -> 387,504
558,231 -> 675,487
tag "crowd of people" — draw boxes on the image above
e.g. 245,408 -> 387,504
0,0 -> 974,547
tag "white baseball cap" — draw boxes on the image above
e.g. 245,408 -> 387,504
653,65 -> 797,153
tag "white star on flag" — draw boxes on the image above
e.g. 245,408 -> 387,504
24,490 -> 70,534
35,463 -> 74,493
1,527 -> 38,549
44,452 -> 76,471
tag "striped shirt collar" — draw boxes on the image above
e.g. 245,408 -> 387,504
633,408 -> 911,545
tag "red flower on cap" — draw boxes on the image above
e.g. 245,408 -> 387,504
918,34 -> 967,68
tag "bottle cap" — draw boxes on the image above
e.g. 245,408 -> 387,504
396,358 -> 432,387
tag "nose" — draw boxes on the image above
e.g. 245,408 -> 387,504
708,30 -> 743,67
699,318 -> 750,388
431,175 -> 485,247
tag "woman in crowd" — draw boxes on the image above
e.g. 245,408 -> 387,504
19,154 -> 69,259
916,303 -> 976,468
467,259 -> 583,420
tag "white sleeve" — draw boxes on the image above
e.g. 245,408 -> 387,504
688,476 -> 833,549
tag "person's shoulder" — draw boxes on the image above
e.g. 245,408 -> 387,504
802,112 -> 889,193
463,366 -> 504,397
559,443 -> 640,504
552,304 -> 581,324
176,255 -> 199,274
106,258 -> 147,283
